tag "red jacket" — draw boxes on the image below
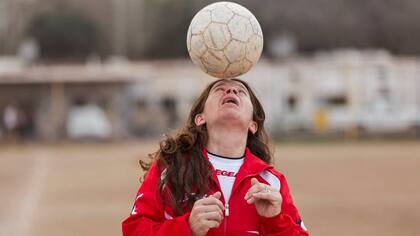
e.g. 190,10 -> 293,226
122,148 -> 309,236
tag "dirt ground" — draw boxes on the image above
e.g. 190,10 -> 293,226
0,140 -> 419,236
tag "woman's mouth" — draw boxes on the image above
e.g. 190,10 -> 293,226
221,96 -> 239,106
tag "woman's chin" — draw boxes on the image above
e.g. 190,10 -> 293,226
215,113 -> 248,126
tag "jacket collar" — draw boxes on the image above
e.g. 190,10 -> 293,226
202,147 -> 272,175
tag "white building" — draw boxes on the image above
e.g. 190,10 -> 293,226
241,50 -> 420,136
119,50 -> 420,137
1,50 -> 419,140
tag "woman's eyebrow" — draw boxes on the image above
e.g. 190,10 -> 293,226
211,81 -> 249,94
238,84 -> 249,93
210,82 -> 226,91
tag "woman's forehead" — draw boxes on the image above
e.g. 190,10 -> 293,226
211,79 -> 248,91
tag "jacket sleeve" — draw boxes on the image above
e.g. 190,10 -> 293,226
259,171 -> 309,236
121,163 -> 193,236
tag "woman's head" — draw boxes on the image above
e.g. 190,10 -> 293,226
144,78 -> 272,215
186,78 -> 270,161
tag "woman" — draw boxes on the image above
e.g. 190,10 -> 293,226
122,78 -> 309,236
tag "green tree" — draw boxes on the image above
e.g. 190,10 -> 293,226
28,9 -> 100,60
141,0 -> 193,58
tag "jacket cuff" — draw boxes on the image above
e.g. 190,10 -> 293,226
176,212 -> 193,236
260,213 -> 297,233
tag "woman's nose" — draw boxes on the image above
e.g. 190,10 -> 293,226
226,88 -> 238,94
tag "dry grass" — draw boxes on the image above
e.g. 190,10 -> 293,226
0,140 -> 419,236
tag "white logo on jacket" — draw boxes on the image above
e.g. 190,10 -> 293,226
131,193 -> 144,215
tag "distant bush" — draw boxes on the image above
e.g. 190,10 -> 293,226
140,0 -> 194,59
28,10 -> 99,60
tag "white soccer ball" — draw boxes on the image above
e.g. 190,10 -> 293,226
186,1 -> 263,79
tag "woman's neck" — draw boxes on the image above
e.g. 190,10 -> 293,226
206,125 -> 248,158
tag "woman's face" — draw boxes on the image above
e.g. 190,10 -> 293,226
195,79 -> 257,133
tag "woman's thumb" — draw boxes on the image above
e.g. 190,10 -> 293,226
212,191 -> 221,199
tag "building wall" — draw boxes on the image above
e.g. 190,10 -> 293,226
0,82 -> 132,140
1,50 -> 419,140
239,51 -> 420,135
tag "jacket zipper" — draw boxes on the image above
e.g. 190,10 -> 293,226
224,203 -> 229,236
223,173 -> 254,236
222,168 -> 270,235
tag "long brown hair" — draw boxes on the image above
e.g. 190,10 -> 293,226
140,78 -> 272,215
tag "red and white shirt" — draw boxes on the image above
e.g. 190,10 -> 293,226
122,147 -> 309,236
207,151 -> 244,202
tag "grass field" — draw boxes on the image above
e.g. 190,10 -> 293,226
0,140 -> 419,236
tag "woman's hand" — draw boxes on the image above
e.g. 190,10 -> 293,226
244,178 -> 282,218
189,192 -> 224,236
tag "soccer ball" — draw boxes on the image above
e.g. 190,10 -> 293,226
186,1 -> 263,79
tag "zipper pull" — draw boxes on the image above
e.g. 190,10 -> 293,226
225,203 -> 229,217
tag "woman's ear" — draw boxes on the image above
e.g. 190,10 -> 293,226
249,121 -> 258,134
194,114 -> 206,126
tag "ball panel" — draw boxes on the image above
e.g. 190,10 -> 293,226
242,58 -> 253,71
186,28 -> 192,52
225,2 -> 252,18
190,11 -> 212,35
201,50 -> 229,74
191,55 -> 208,73
228,15 -> 254,42
189,34 -> 207,58
246,34 -> 263,63
223,61 -> 244,78
225,39 -> 246,63
203,23 -> 231,50
250,16 -> 263,36
211,5 -> 234,23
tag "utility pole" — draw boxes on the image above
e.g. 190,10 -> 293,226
112,0 -> 127,57
0,0 -> 14,54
